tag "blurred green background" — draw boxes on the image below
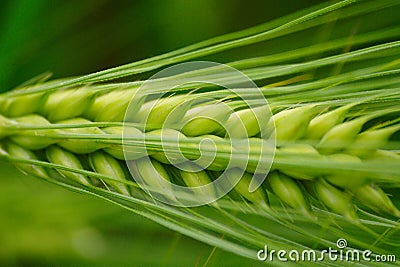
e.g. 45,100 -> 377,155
0,0 -> 322,266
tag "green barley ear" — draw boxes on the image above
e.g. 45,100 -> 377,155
179,162 -> 217,205
46,145 -> 91,186
277,144 -> 322,180
135,95 -> 191,130
4,142 -> 49,179
40,88 -> 95,122
369,149 -> 400,161
132,157 -> 176,201
0,0 -> 399,260
267,105 -> 317,143
306,104 -> 353,140
268,172 -> 311,216
0,115 -> 13,139
56,118 -> 106,154
313,179 -> 359,223
225,106 -> 270,138
317,115 -> 371,154
146,128 -> 187,164
364,150 -> 400,183
346,125 -> 400,158
86,89 -> 140,122
0,92 -> 47,117
188,134 -> 230,171
181,103 -> 231,136
10,115 -> 57,150
102,126 -> 147,160
324,153 -> 367,189
242,138 -> 274,174
225,168 -> 268,207
89,150 -> 130,195
353,184 -> 400,217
